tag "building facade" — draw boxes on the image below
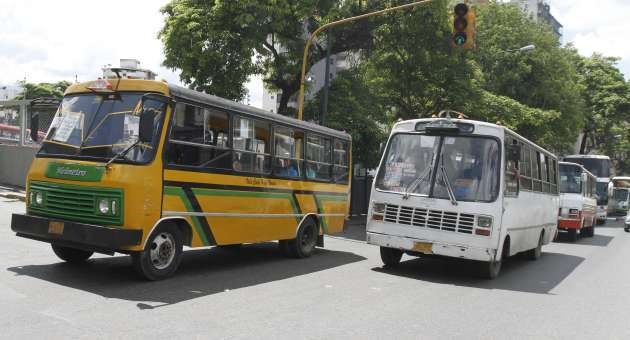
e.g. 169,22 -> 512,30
510,0 -> 563,38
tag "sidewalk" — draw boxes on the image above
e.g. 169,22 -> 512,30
0,184 -> 25,202
334,215 -> 367,242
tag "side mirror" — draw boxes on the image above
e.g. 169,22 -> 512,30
138,109 -> 155,143
507,144 -> 521,162
137,93 -> 172,143
30,112 -> 39,142
379,142 -> 385,156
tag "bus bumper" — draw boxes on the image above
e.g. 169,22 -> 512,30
366,231 -> 495,262
11,214 -> 142,253
558,218 -> 581,230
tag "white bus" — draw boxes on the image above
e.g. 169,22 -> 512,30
558,162 -> 597,241
563,155 -> 611,224
610,177 -> 630,215
366,117 -> 559,279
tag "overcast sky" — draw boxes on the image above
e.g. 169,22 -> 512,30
1,0 -> 628,108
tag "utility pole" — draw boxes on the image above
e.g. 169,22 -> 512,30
321,30 -> 332,125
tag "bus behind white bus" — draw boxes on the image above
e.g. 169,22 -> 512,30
366,117 -> 559,279
610,177 -> 630,215
558,162 -> 597,241
563,155 -> 611,224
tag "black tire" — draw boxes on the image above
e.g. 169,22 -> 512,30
52,244 -> 93,263
586,225 -> 595,237
526,232 -> 544,260
282,218 -> 318,258
568,228 -> 578,242
597,219 -> 606,226
624,227 -> 629,233
132,224 -> 183,281
380,247 -> 403,267
479,259 -> 502,279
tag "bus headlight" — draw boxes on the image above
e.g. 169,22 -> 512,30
372,202 -> 385,221
477,215 -> 493,229
35,192 -> 43,205
98,198 -> 110,214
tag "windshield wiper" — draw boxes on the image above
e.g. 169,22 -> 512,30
438,155 -> 458,206
403,153 -> 433,199
103,140 -> 140,168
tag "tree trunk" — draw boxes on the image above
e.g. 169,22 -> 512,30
579,128 -> 588,154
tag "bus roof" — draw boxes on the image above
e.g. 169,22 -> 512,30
168,84 -> 351,141
65,79 -> 350,141
393,117 -> 557,158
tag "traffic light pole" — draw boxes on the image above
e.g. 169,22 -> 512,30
296,0 -> 433,121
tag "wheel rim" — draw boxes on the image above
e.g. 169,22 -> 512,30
150,232 -> 176,270
300,225 -> 316,250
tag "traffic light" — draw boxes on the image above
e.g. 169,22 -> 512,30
452,3 -> 475,49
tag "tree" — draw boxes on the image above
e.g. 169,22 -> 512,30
159,0 -> 380,115
14,81 -> 71,100
470,2 -> 585,153
576,54 -> 630,173
304,70 -> 389,169
363,0 -> 478,120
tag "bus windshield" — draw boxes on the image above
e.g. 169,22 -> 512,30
559,164 -> 582,194
564,157 -> 610,178
375,134 -> 500,202
613,188 -> 629,201
38,93 -> 165,164
596,182 -> 609,205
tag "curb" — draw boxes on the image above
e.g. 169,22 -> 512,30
0,192 -> 26,202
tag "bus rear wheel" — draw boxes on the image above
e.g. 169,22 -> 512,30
52,244 -> 93,263
280,218 -> 318,258
525,232 -> 544,260
380,247 -> 403,267
132,224 -> 183,281
568,228 -> 578,242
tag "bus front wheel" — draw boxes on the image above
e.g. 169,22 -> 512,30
479,259 -> 502,279
132,224 -> 183,281
52,244 -> 93,263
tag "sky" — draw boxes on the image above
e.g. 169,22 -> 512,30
1,0 -> 628,109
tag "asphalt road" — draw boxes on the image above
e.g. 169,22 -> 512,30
1,197 -> 629,339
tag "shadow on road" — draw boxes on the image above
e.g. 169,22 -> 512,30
372,251 -> 584,295
554,233 -> 614,247
7,243 -> 365,310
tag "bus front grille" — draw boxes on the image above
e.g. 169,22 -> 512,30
383,204 -> 475,235
28,181 -> 123,226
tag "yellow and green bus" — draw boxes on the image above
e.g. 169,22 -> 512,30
11,78 -> 351,280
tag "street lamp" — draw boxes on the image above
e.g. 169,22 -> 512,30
506,44 -> 536,53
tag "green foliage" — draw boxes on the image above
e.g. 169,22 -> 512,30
364,0 -> 477,119
576,54 -> 630,174
304,70 -> 388,168
470,2 -> 585,153
14,81 -> 71,100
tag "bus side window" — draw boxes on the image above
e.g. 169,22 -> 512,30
541,155 -> 550,193
306,134 -> 332,181
168,103 -> 231,169
532,150 -> 542,192
550,159 -> 558,194
520,144 -> 532,190
333,139 -> 349,183
233,116 -> 271,174
272,126 -> 303,178
504,137 -> 519,196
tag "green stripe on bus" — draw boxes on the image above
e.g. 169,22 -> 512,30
191,188 -> 302,223
163,186 -> 210,246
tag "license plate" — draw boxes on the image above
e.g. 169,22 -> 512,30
48,221 -> 64,235
412,241 -> 433,254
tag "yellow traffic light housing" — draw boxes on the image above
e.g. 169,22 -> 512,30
452,3 -> 476,49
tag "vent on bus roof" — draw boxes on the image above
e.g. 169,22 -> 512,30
383,204 -> 474,234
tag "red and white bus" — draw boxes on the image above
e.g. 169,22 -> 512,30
557,162 -> 597,241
